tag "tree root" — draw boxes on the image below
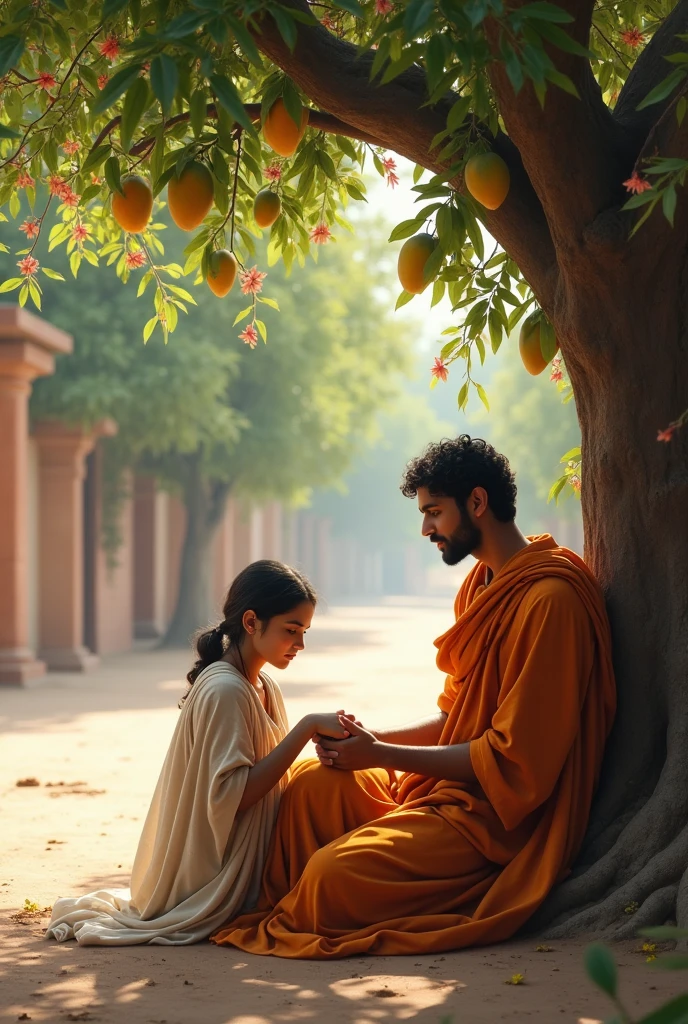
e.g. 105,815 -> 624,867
532,750 -> 688,931
539,823 -> 688,939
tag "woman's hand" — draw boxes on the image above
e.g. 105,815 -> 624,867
305,713 -> 351,741
315,717 -> 382,770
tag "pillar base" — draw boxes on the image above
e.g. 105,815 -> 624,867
134,619 -> 163,640
39,646 -> 99,672
0,648 -> 46,685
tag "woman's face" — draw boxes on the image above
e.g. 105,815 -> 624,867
251,600 -> 315,670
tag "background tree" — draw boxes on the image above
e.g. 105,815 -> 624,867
1,0 -> 687,934
28,219 -> 410,644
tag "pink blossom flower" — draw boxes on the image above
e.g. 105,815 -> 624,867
99,35 -> 120,60
91,173 -> 102,185
381,155 -> 399,188
60,186 -> 80,208
309,222 -> 332,244
97,74 -> 109,90
72,223 -> 89,243
36,71 -> 56,91
657,425 -> 676,442
623,171 -> 651,194
569,474 -> 581,492
15,171 -> 35,189
239,265 -> 267,295
431,357 -> 449,382
321,13 -> 336,29
62,140 -> 80,155
19,218 -> 40,239
550,356 -> 563,383
239,322 -> 259,348
620,27 -> 644,47
48,174 -> 68,197
376,0 -> 393,14
264,163 -> 282,183
18,255 -> 39,276
124,250 -> 146,269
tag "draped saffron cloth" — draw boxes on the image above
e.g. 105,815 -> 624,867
212,536 -> 616,958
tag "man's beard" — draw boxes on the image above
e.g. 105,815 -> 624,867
431,507 -> 482,566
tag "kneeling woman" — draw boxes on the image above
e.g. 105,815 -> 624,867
47,560 -> 350,946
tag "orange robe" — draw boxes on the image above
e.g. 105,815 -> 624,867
212,535 -> 616,958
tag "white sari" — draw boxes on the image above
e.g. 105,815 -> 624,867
46,662 -> 288,945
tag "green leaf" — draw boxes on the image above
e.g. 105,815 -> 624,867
535,21 -> 595,58
476,382 -> 490,410
539,315 -> 558,362
160,10 -> 206,38
545,68 -> 580,98
0,277 -> 23,293
641,927 -> 688,941
150,54 -> 178,118
583,944 -> 617,998
102,0 -> 130,18
457,381 -> 469,409
92,65 -> 144,115
395,289 -> 414,310
271,6 -> 298,49
560,446 -> 581,462
0,123 -> 21,140
210,74 -> 255,134
255,318 -> 267,342
28,277 -> 41,310
548,475 -> 568,504
637,994 -> 688,1024
40,267 -> 65,281
258,296 -> 280,310
648,955 -> 688,970
637,68 -> 686,110
281,78 -> 304,132
447,94 -> 472,132
81,144 -> 112,175
389,218 -> 425,242
517,2 -> 574,22
143,315 -> 158,342
233,305 -> 254,325
104,156 -> 124,197
190,89 -> 207,138
120,77 -> 150,153
662,185 -> 678,226
69,251 -> 81,278
0,36 -> 24,78
331,0 -> 363,15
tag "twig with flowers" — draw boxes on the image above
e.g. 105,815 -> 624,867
657,407 -> 688,443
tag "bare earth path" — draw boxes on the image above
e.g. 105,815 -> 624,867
0,597 -> 684,1024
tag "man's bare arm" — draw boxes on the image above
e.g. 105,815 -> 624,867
371,712 -> 447,746
317,719 -> 477,784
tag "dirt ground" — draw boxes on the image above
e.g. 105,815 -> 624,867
1,597 -> 684,1024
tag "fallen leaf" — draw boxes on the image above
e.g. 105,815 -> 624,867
16,778 -> 40,787
368,989 -> 398,998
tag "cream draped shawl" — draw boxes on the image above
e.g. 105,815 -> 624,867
46,661 -> 289,945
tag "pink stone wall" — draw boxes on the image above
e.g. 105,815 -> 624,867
94,479 -> 134,655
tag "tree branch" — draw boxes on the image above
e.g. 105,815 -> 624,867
90,101 -> 385,155
614,0 -> 688,157
252,1 -> 557,309
485,0 -> 621,257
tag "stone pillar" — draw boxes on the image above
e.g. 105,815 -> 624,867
212,497 -> 235,612
0,306 -> 72,684
232,503 -> 253,576
262,502 -> 283,561
315,517 -> 332,597
133,476 -> 170,639
34,419 -> 117,670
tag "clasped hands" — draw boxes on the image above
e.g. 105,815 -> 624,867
311,710 -> 380,771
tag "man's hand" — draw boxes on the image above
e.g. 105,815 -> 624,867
315,717 -> 381,770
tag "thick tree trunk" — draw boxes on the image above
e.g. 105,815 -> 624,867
529,259 -> 688,937
160,459 -> 230,649
250,0 -> 688,936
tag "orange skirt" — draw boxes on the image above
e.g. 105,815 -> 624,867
211,760 -> 500,958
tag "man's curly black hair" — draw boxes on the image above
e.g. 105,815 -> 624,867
400,435 -> 517,523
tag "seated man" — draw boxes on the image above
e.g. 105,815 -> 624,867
212,435 -> 616,958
